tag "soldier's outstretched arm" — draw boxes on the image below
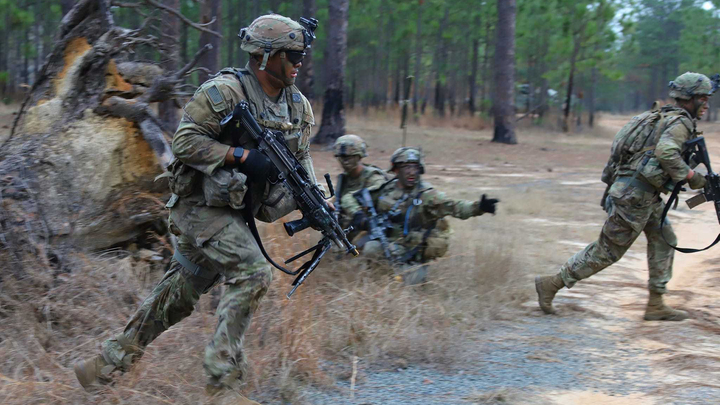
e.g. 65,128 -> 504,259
424,190 -> 498,220
172,83 -> 235,176
655,118 -> 694,183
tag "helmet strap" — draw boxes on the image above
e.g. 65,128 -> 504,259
259,42 -> 273,70
259,52 -> 270,70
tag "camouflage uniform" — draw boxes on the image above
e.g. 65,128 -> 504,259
559,105 -> 698,293
78,14 -> 321,390
332,135 -> 388,230
536,72 -> 713,320
363,178 -> 483,263
362,148 -> 493,265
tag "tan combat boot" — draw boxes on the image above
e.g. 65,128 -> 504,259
643,291 -> 689,321
74,354 -> 115,390
535,274 -> 564,314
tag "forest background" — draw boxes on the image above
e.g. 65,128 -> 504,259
1,0 -> 720,137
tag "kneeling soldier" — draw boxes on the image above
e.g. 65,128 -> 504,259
355,147 -> 499,283
332,134 -> 389,236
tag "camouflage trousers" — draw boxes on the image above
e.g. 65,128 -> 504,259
363,230 -> 449,263
101,204 -> 272,387
559,182 -> 677,294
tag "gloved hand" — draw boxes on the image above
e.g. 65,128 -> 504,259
237,149 -> 279,183
479,194 -> 499,214
688,171 -> 707,190
351,211 -> 368,231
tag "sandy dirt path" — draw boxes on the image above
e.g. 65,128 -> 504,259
301,114 -> 720,405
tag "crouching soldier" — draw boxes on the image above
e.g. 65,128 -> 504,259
354,147 -> 499,284
332,134 -> 389,238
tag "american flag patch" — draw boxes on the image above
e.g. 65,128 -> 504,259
207,85 -> 223,105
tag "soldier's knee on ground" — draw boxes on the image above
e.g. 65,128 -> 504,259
422,236 -> 449,261
363,240 -> 382,258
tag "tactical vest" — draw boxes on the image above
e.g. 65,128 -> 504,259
166,67 -> 314,222
217,67 -> 313,154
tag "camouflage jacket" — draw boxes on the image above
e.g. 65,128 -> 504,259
171,63 -> 320,198
617,106 -> 697,190
372,179 -> 483,241
337,164 -> 389,227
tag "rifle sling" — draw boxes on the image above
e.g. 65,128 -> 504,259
660,181 -> 720,253
241,182 -> 305,276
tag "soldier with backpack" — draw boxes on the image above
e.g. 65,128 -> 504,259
535,72 -> 713,321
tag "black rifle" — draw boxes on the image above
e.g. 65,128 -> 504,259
226,101 -> 358,297
684,137 -> 720,222
661,136 -> 720,252
355,188 -> 394,261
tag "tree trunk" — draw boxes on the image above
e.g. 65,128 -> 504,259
413,0 -> 423,113
562,39 -> 580,133
312,0 -> 349,144
180,16 -> 188,65
34,0 -> 42,84
468,12 -> 480,115
298,0 -> 316,100
433,5 -> 450,116
159,0 -> 181,131
226,0 -> 236,67
197,0 -> 222,83
491,0 -> 516,144
588,66 -> 597,128
22,28 -> 30,86
480,6 -> 492,114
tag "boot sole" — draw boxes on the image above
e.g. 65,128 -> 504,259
643,313 -> 689,321
535,276 -> 556,315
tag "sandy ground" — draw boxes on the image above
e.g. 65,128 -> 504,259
298,113 -> 720,405
3,104 -> 719,404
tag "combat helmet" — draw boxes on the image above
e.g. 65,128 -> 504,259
668,72 -> 714,100
390,147 -> 425,174
334,134 -> 367,158
239,15 -> 318,70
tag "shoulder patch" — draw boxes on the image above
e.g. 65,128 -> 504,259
292,93 -> 302,103
207,85 -> 224,106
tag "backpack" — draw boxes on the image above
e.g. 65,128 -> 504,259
602,104 -> 686,185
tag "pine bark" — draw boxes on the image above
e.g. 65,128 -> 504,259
159,0 -> 181,131
197,0 -> 222,83
469,12 -> 480,115
491,0 -> 517,144
312,0 -> 349,144
413,0 -> 423,113
298,0 -> 317,100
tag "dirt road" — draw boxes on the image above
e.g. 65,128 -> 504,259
298,115 -> 720,405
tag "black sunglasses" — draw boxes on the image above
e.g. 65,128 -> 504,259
283,50 -> 306,65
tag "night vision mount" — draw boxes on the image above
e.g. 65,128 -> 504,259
299,17 -> 318,48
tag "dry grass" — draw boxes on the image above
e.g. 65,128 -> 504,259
0,106 -> 618,404
0,213 -> 529,404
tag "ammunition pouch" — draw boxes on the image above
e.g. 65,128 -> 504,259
167,159 -> 200,197
201,168 -> 248,209
255,182 -> 297,223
